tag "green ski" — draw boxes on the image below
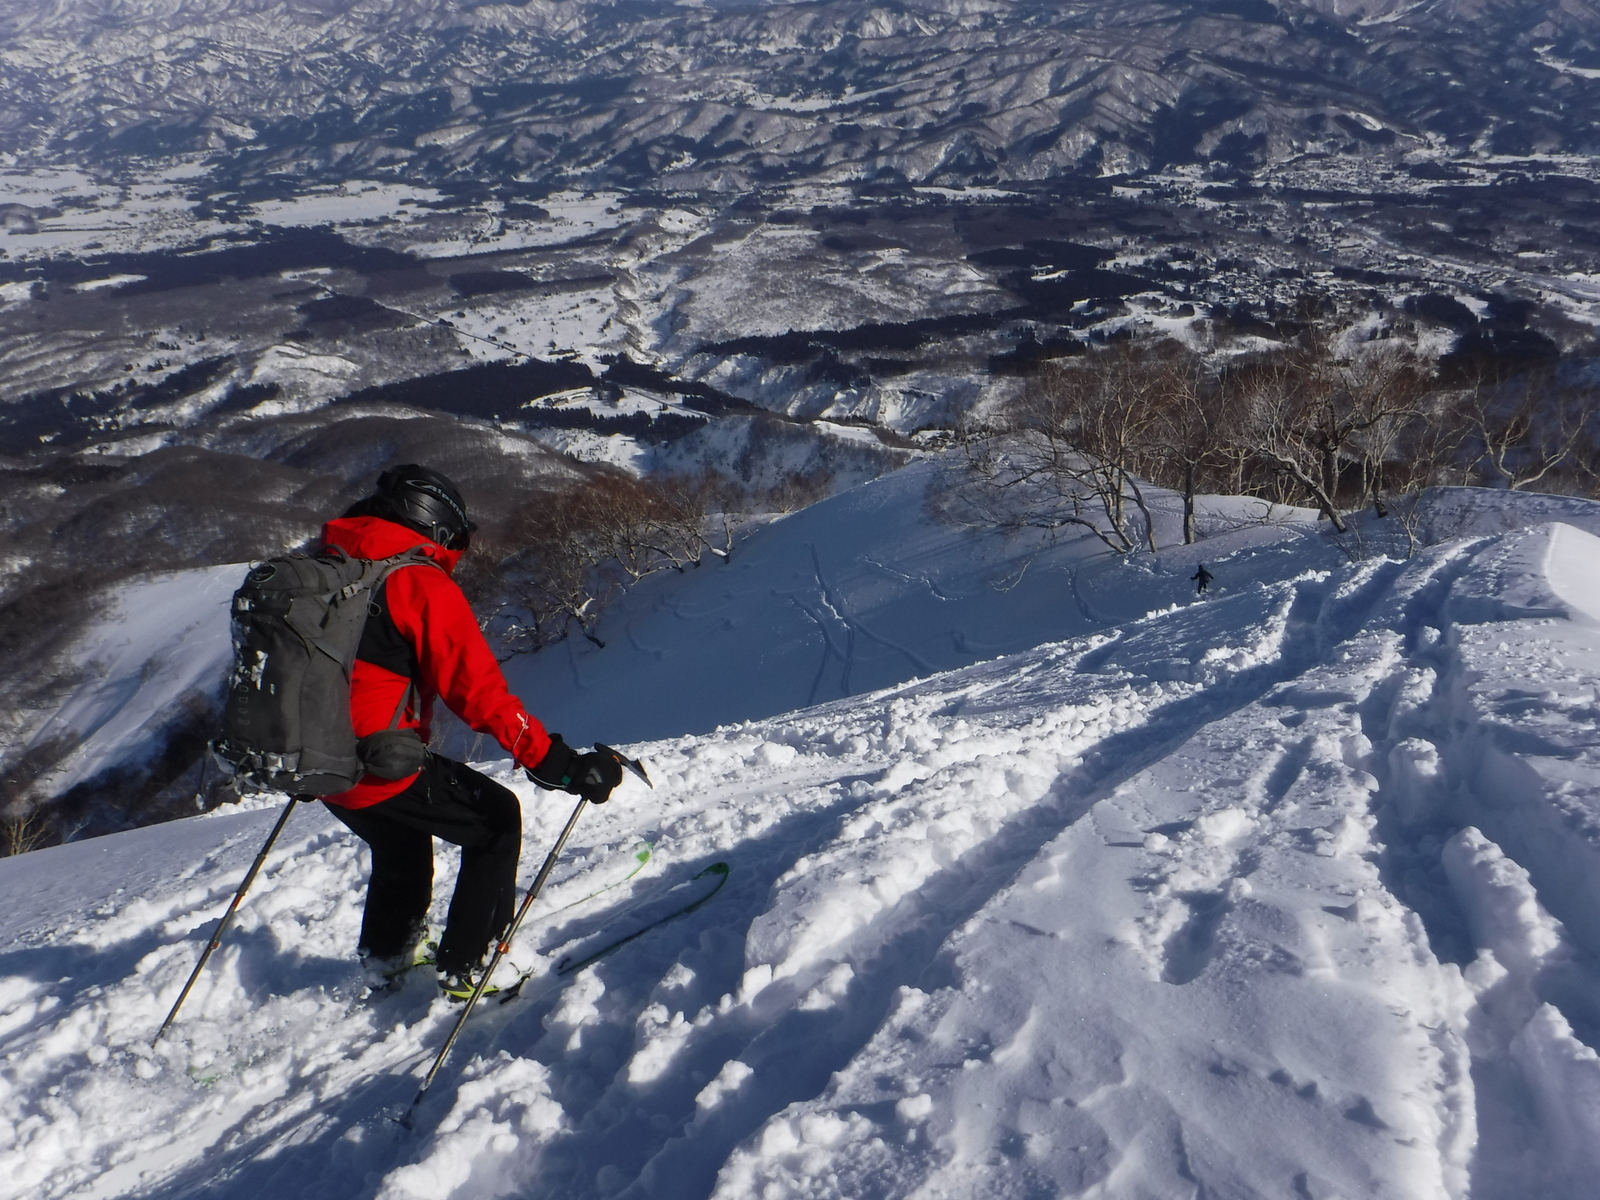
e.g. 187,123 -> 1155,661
542,840 -> 654,920
498,862 -> 730,1002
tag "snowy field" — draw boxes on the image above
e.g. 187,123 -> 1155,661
0,169 -> 633,265
5,479 -> 1600,1198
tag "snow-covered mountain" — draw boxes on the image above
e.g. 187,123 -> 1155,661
3,0 -> 1597,188
4,470 -> 1600,1198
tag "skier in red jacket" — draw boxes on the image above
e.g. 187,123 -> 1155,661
321,464 -> 621,998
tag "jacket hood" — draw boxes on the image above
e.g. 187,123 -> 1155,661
321,514 -> 464,574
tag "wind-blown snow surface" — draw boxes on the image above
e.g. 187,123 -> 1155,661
7,500 -> 1600,1198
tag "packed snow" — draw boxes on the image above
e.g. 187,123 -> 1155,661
5,472 -> 1600,1199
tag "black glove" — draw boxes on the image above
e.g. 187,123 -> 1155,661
527,733 -> 578,791
572,749 -> 624,804
527,735 -> 625,804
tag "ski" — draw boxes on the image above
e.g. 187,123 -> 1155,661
554,860 -> 729,976
497,862 -> 730,1002
541,840 -> 654,921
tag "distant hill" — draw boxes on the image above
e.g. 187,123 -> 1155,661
2,0 -> 1596,189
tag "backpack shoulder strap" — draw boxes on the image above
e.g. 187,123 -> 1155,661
357,546 -> 446,594
374,547 -> 444,585
370,549 -> 444,728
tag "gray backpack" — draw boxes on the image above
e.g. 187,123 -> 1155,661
213,546 -> 439,796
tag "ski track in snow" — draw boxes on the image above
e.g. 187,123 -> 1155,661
799,542 -> 935,706
5,515 -> 1600,1197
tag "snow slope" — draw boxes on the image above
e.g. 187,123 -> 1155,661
22,564 -> 239,798
503,460 -> 1327,748
5,490 -> 1600,1199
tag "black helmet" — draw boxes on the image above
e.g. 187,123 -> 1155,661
373,464 -> 477,550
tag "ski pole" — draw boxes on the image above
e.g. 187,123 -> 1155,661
403,794 -> 589,1128
155,794 -> 306,1041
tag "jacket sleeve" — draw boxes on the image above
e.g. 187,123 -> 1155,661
384,563 -> 553,771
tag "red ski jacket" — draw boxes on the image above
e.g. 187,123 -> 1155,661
318,514 -> 552,809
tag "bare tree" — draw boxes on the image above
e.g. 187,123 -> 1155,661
660,470 -> 767,561
1,810 -> 51,857
489,483 -> 619,650
0,734 -> 77,857
973,343 -> 1170,553
936,323 -> 1593,564
1232,338 -> 1426,532
1452,367 -> 1594,491
1144,344 -> 1241,544
582,474 -> 703,582
937,340 -> 1252,553
1362,398 -> 1474,556
482,470 -> 761,654
763,467 -> 836,516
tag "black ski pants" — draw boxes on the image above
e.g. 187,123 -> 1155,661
325,754 -> 521,975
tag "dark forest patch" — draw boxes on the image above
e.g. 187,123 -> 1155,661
336,356 -> 596,421
967,240 -> 1109,271
1403,293 -> 1478,330
0,357 -> 258,456
0,227 -> 419,294
989,331 -> 1086,374
448,270 -> 541,298
290,293 -> 411,338
513,404 -> 707,443
1008,269 -> 1154,319
704,312 -> 1001,363
1438,327 -> 1560,380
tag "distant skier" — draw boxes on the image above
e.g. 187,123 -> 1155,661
1192,564 -> 1214,595
317,465 -> 622,999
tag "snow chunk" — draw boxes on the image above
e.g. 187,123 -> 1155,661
895,1092 -> 933,1122
376,1055 -> 563,1199
695,1060 -> 754,1112
1510,1005 -> 1600,1192
1442,827 -> 1566,978
1195,806 -> 1252,845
